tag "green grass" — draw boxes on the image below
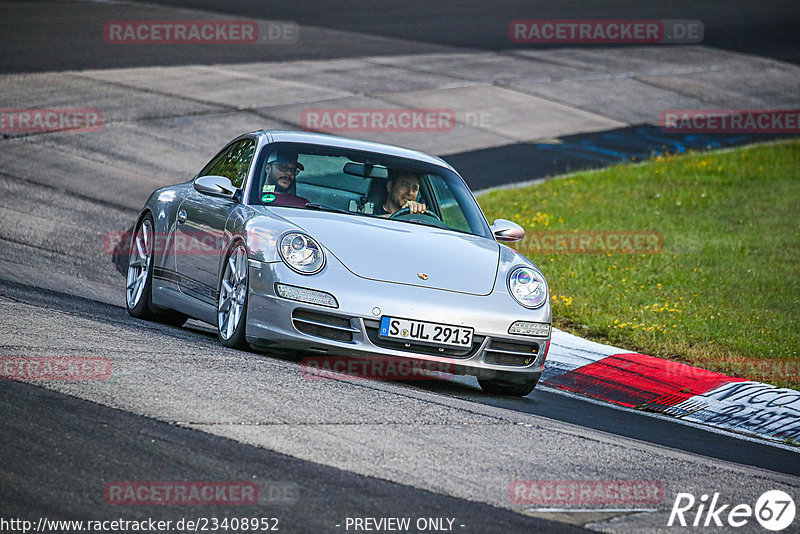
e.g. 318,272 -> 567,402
478,140 -> 800,390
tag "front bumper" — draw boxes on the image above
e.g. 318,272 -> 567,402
246,259 -> 551,378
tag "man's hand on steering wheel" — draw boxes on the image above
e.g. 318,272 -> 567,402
403,200 -> 427,214
389,202 -> 442,222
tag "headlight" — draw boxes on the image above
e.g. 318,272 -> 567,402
279,233 -> 325,274
507,266 -> 548,308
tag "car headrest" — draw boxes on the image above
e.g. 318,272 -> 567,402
366,177 -> 387,205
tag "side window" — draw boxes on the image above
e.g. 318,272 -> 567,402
200,139 -> 255,188
428,174 -> 470,232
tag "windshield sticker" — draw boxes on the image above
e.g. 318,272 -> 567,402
261,193 -> 276,203
262,184 -> 276,193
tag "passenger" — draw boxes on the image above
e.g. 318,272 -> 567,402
263,151 -> 304,195
374,169 -> 427,217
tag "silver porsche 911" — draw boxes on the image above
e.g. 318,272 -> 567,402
126,130 -> 551,396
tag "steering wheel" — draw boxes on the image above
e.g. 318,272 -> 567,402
389,206 -> 442,222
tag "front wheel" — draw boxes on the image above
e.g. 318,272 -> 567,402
478,372 -> 540,397
217,243 -> 250,349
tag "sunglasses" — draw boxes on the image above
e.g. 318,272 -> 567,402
273,163 -> 300,174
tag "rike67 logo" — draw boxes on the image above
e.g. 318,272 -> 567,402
669,490 -> 796,531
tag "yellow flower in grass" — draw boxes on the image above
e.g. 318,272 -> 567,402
533,211 -> 550,226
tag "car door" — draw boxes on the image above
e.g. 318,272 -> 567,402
175,139 -> 255,305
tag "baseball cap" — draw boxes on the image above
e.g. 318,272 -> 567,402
267,151 -> 304,170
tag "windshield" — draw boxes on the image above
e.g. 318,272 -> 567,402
248,142 -> 492,238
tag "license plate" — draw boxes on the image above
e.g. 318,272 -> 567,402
379,316 -> 474,348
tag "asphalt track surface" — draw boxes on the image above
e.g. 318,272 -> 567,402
1,278 -> 798,532
2,0 -> 798,72
1,379 -> 585,534
1,1 -> 799,532
148,0 -> 800,65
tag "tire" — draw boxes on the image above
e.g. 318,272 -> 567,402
217,242 -> 250,350
478,372 -> 541,397
126,213 -> 187,327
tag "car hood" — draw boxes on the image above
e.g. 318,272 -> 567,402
275,209 -> 499,295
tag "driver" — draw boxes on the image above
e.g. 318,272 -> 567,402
375,169 -> 427,217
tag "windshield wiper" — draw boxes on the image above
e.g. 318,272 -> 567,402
404,218 -> 448,230
304,202 -> 352,215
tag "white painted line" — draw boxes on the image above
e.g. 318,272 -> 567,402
538,384 -> 800,452
524,507 -> 658,513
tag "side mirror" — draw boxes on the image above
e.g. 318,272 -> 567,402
491,219 -> 525,242
194,175 -> 236,198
